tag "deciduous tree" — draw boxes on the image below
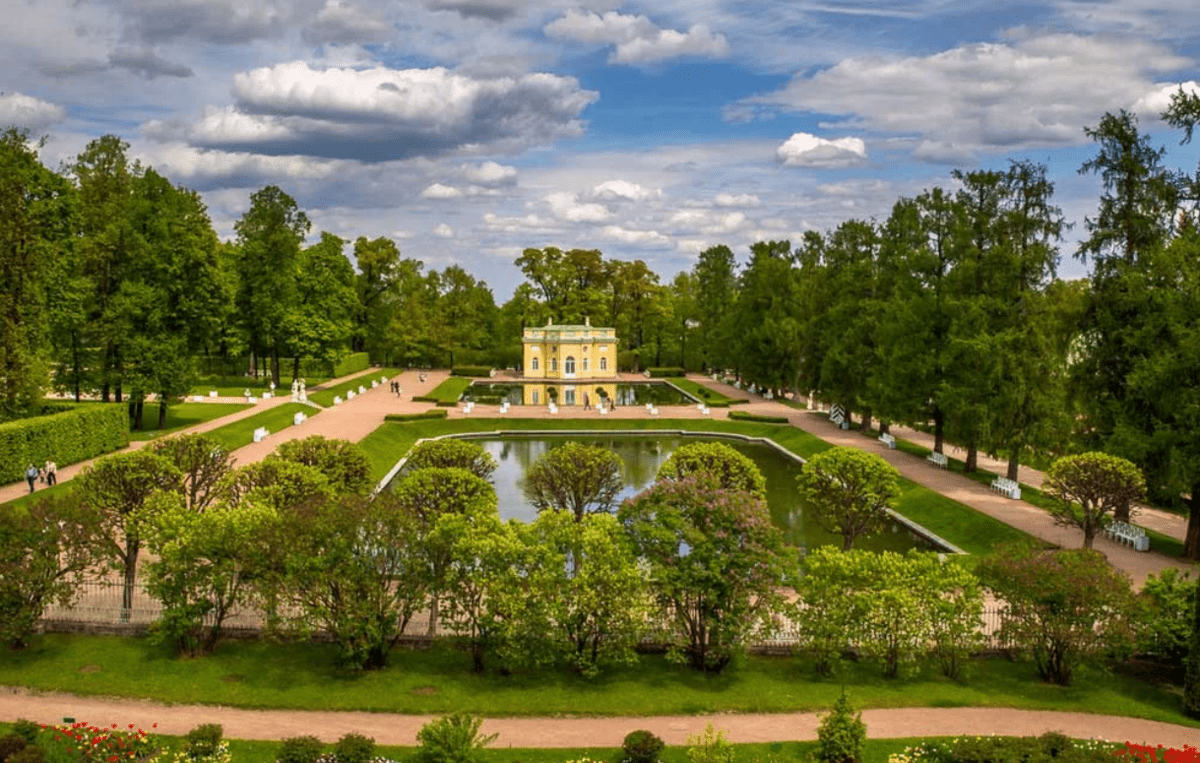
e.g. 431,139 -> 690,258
797,447 -> 900,550
522,442 -> 623,521
403,439 -> 498,481
1043,452 -> 1146,547
271,435 -> 373,496
656,441 -> 766,500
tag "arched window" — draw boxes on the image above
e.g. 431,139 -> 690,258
531,357 -> 539,371
551,358 -> 558,372
565,356 -> 576,375
600,357 -> 608,371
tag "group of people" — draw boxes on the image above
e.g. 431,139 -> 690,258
390,380 -> 403,396
24,460 -> 57,493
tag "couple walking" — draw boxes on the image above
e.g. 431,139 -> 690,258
24,460 -> 57,493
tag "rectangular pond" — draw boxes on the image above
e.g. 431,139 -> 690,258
388,433 -> 942,555
462,381 -> 698,407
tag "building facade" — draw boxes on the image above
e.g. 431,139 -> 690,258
522,319 -> 618,381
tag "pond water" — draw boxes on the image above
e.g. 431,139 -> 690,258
462,381 -> 697,407
396,434 -> 936,554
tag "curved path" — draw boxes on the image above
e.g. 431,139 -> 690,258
1,690 -> 1196,747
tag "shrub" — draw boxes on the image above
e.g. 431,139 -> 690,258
618,350 -> 639,372
334,733 -> 376,763
685,725 -> 734,763
384,410 -> 448,422
332,352 -> 371,378
185,724 -> 224,758
8,746 -> 44,763
1135,568 -> 1194,663
647,367 -> 685,378
0,733 -> 28,761
623,730 -> 666,763
11,720 -> 40,745
277,736 -> 324,763
0,403 -> 128,482
414,713 -> 498,763
451,366 -> 493,377
727,410 -> 788,424
814,693 -> 866,763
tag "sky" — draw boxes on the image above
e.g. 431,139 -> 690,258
4,0 -> 1200,299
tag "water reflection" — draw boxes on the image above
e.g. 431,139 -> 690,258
461,382 -> 698,406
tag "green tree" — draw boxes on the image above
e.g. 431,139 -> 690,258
0,494 -> 105,649
75,450 -> 183,619
814,693 -> 866,763
351,235 -> 402,355
216,459 -> 333,511
619,474 -> 795,673
1184,573 -> 1200,717
1043,452 -> 1146,547
403,439 -> 498,481
979,546 -> 1134,685
692,245 -> 738,372
797,447 -> 900,550
522,442 -> 623,521
271,435 -> 373,496
656,441 -> 767,499
286,232 -> 357,379
414,713 -> 497,763
1135,569 -> 1195,664
149,433 -> 233,512
732,240 -> 800,392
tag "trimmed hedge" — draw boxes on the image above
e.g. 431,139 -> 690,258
1,404 -> 129,483
331,352 -> 370,378
728,410 -> 789,424
647,367 -> 685,378
450,366 -> 493,377
384,410 -> 449,422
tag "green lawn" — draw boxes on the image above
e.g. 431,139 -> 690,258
308,368 -> 401,408
359,417 -> 1038,554
127,402 -> 252,441
414,377 -> 473,405
188,375 -> 332,398
0,634 -> 1192,727
665,377 -> 747,406
205,403 -> 319,452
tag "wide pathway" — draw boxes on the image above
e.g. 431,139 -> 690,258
2,690 -> 1195,747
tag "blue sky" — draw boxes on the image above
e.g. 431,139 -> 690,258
3,0 -> 1200,297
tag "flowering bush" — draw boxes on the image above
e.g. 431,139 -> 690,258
886,734 -> 1121,763
40,722 -> 162,763
1115,742 -> 1200,763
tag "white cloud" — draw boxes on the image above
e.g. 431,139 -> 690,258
745,32 -> 1190,159
0,93 -> 67,134
432,222 -> 454,237
460,160 -> 518,186
544,9 -> 729,65
482,211 -> 560,234
669,209 -> 749,235
166,61 -> 597,161
714,192 -> 760,207
304,0 -> 391,44
1132,80 -> 1200,120
421,183 -> 463,199
600,225 -> 672,246
589,179 -> 661,201
777,132 -> 867,168
544,191 -> 612,222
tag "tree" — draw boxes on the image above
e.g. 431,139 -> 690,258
75,450 -> 183,619
217,459 -> 333,511
619,474 -> 795,673
656,441 -> 767,499
403,438 -> 498,481
797,447 -> 900,550
979,546 -> 1134,685
1043,452 -> 1146,547
273,492 -> 428,669
522,442 -> 623,521
0,494 -> 105,649
141,492 -> 276,656
1184,574 -> 1200,718
271,435 -> 373,496
731,240 -> 800,393
814,693 -> 866,763
692,245 -> 738,372
286,232 -> 357,379
503,510 -> 650,677
149,433 -> 233,511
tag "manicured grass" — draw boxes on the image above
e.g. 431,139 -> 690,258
665,377 -> 746,406
358,417 -> 1039,554
1,634 -> 1193,727
205,403 -> 319,452
127,402 -> 252,441
414,377 -> 473,405
189,376 -> 333,398
308,368 -> 401,408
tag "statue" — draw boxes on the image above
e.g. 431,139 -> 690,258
291,379 -> 299,402
298,378 -> 307,402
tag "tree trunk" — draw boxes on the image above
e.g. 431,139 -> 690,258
1083,524 -> 1095,549
427,596 -> 439,638
933,407 -> 945,454
72,331 -> 82,402
1185,486 -> 1200,561
1183,572 -> 1200,717
880,421 -> 890,435
292,355 -> 300,382
1006,450 -> 1020,481
965,443 -> 978,473
121,538 -> 139,624
861,408 -> 872,435
271,346 -> 281,387
158,400 -> 167,429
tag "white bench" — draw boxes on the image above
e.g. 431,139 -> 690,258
1106,521 -> 1150,551
209,390 -> 218,397
548,403 -> 558,414
926,451 -> 948,469
358,385 -> 366,394
292,412 -> 307,426
990,476 -> 1021,500
649,406 -> 659,416
192,395 -> 205,402
461,401 -> 475,415
372,380 -> 378,388
498,402 -> 509,414
252,426 -> 269,443
247,396 -> 258,403
878,433 -> 896,449
334,395 -> 342,405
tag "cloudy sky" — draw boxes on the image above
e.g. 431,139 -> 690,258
5,0 -> 1200,297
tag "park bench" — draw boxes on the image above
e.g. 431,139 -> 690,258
253,426 -> 269,443
292,412 -> 307,426
347,390 -> 356,400
878,433 -> 896,449
649,405 -> 659,415
333,395 -> 342,405
548,402 -> 558,414
498,402 -> 509,414
461,401 -> 475,415
989,476 -> 1021,500
358,385 -> 366,394
1106,521 -> 1150,551
926,451 -> 948,469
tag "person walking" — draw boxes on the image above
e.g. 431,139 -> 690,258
24,463 -> 38,493
45,459 -> 57,486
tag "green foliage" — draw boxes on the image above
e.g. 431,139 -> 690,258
7,744 -> 43,763
403,439 -> 498,481
185,724 -> 224,758
451,366 -> 493,377
332,352 -> 370,378
620,473 -> 795,673
798,447 -> 901,550
685,725 -> 734,763
334,733 -> 376,763
1185,571 -> 1200,718
523,442 -> 624,520
385,410 -> 448,421
647,367 -> 685,377
623,730 -> 666,763
0,404 -> 128,483
149,433 -> 234,511
0,733 -> 28,761
656,440 -> 767,499
978,546 -> 1135,685
727,411 -> 789,424
1135,569 -> 1194,663
277,735 -> 324,763
415,378 -> 473,405
901,733 -> 1120,763
814,694 -> 866,763
271,435 -> 373,495
415,713 -> 498,763
10,721 -> 40,745
1043,452 -> 1146,546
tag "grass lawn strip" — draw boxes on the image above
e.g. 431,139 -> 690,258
666,377 -> 746,406
359,417 -> 1032,555
205,403 -> 319,452
306,368 -> 401,408
414,376 -> 472,405
127,402 -> 252,442
0,635 -> 1192,727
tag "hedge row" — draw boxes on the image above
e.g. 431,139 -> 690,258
1,404 -> 129,483
728,410 -> 789,424
647,367 -> 685,378
450,366 -> 492,377
384,410 -> 449,422
331,352 -> 370,378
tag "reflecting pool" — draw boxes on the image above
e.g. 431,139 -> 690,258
462,381 -> 697,407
